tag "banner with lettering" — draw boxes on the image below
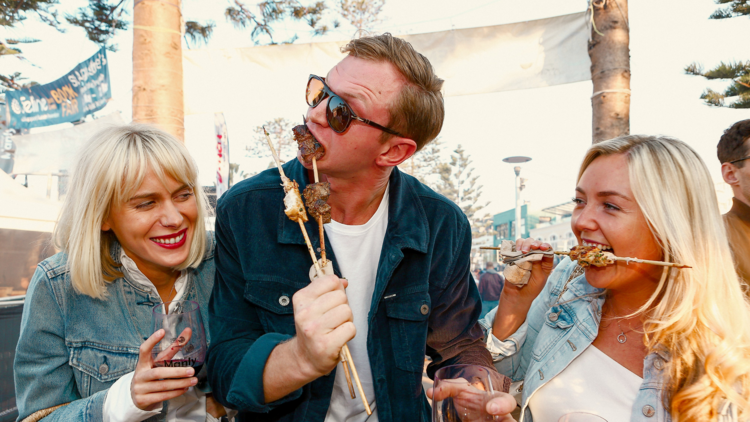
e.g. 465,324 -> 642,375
5,48 -> 111,129
214,113 -> 230,199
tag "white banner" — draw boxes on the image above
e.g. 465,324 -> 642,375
11,111 -> 124,174
183,12 -> 590,116
214,113 -> 230,198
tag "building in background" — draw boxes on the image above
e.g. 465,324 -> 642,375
492,204 -> 541,246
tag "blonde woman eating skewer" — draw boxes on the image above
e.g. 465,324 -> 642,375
481,135 -> 750,422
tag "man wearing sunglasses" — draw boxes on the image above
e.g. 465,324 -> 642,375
718,119 -> 750,286
208,34 -> 514,422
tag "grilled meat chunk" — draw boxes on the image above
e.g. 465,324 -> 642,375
293,125 -> 325,164
303,182 -> 331,223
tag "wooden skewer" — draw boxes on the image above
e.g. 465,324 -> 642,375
553,251 -> 692,269
312,157 -> 327,265
311,157 -> 367,409
343,343 -> 372,415
263,127 -> 287,180
268,125 -> 367,409
478,247 -> 690,268
339,350 -> 356,399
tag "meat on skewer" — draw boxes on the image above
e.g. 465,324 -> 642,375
283,179 -> 308,223
568,245 -> 613,268
303,182 -> 331,224
293,125 -> 325,164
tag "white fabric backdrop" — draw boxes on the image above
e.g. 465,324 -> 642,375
11,111 -> 124,174
182,12 -> 590,186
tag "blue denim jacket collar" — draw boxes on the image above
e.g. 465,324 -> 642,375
276,160 -> 430,254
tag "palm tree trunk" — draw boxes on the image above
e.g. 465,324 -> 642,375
132,0 -> 184,141
589,0 -> 630,144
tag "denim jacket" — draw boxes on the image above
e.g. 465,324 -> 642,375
480,258 -> 671,422
14,233 -> 216,422
207,160 -> 492,422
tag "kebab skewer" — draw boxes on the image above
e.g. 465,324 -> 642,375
267,127 -> 369,412
292,124 -> 366,406
479,244 -> 691,268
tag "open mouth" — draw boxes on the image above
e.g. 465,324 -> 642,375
150,228 -> 188,249
581,239 -> 612,251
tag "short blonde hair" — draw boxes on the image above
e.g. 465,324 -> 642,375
54,124 -> 208,299
342,33 -> 444,151
579,135 -> 750,421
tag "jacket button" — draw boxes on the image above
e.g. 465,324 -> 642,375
653,359 -> 663,370
99,363 -> 109,375
279,296 -> 290,307
548,313 -> 559,322
420,304 -> 429,315
642,405 -> 655,417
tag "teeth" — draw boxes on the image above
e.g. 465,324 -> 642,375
153,233 -> 184,244
582,240 -> 611,250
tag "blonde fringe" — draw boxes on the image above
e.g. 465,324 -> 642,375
580,135 -> 750,421
53,124 -> 208,299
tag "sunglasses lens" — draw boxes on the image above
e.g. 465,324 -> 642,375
327,96 -> 351,133
306,78 -> 326,107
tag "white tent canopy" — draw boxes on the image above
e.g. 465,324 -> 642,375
0,170 -> 60,232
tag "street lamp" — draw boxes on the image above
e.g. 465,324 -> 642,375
502,156 -> 532,240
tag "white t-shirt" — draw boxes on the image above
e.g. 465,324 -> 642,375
528,345 -> 642,422
323,184 -> 390,422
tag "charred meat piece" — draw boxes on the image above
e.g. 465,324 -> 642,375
569,245 -> 613,268
303,182 -> 331,223
283,179 -> 308,222
293,125 -> 325,164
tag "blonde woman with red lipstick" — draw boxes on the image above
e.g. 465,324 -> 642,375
15,125 -> 229,422
481,135 -> 750,422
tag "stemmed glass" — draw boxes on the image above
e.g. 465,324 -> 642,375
151,300 -> 207,374
432,364 -> 509,422
558,413 -> 608,422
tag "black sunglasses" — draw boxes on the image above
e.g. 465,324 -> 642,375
729,155 -> 750,164
306,75 -> 406,138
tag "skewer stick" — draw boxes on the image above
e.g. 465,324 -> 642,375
312,157 -> 327,265
263,126 -> 287,180
298,220 -> 323,276
553,251 -> 691,269
339,350 -> 356,399
343,343 -> 371,415
478,247 -> 690,268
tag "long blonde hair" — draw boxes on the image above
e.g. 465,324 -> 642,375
54,124 -> 208,299
579,135 -> 750,421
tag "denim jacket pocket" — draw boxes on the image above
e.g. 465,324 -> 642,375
384,291 -> 431,373
532,306 -> 574,362
68,343 -> 138,397
243,277 -> 301,336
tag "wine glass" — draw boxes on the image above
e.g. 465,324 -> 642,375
432,364 -> 509,422
558,413 -> 608,422
151,300 -> 207,375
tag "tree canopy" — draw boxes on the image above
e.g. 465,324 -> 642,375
685,0 -> 750,108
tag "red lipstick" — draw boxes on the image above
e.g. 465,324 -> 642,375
150,228 -> 188,249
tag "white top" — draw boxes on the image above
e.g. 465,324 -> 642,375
528,345 -> 642,422
323,184 -> 390,422
102,251 -> 210,422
